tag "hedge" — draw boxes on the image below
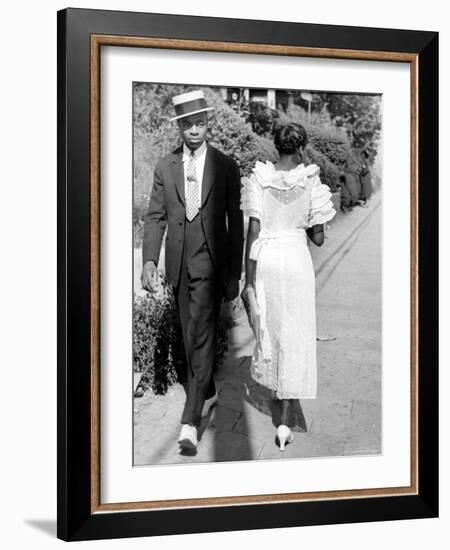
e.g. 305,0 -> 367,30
245,101 -> 280,137
307,125 -> 352,168
284,104 -> 353,166
134,280 -> 233,395
203,88 -> 278,176
304,146 -> 341,192
276,104 -> 365,194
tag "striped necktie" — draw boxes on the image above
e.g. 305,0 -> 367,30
185,150 -> 199,221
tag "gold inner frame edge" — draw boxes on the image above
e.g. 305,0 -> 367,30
89,34 -> 419,514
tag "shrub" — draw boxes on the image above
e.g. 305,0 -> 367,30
276,103 -> 365,193
134,280 -> 233,395
134,202 -> 149,248
202,88 -> 278,176
134,84 -> 186,214
245,101 -> 279,137
304,146 -> 341,192
274,110 -> 292,128
307,125 -> 352,168
320,93 -> 382,155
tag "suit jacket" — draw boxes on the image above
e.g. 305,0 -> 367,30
142,143 -> 244,288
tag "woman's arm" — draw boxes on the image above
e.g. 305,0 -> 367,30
244,217 -> 261,288
307,223 -> 324,247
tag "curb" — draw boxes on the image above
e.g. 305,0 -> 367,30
312,193 -> 381,289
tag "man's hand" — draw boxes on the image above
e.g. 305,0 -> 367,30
141,260 -> 159,293
224,277 -> 240,303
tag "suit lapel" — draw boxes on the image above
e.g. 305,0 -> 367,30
201,145 -> 217,207
170,146 -> 185,206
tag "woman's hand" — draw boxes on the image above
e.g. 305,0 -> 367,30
241,283 -> 259,337
307,224 -> 324,247
241,283 -> 255,304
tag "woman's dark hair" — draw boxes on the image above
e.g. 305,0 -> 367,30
274,123 -> 308,155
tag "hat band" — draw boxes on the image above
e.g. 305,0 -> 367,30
173,97 -> 209,119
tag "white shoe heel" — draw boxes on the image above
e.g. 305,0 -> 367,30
277,425 -> 294,451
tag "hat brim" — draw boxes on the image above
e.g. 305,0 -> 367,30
169,106 -> 215,122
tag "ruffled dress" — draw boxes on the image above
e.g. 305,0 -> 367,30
241,161 -> 336,399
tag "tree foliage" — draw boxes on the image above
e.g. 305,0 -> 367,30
245,101 -> 280,137
317,93 -> 382,156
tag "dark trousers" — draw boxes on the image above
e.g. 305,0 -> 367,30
174,214 -> 222,427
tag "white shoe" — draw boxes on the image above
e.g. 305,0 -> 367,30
201,392 -> 219,418
276,425 -> 294,451
178,424 -> 198,451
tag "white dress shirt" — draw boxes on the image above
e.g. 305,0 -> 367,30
182,141 -> 207,205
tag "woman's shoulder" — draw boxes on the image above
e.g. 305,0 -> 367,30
252,160 -> 275,181
304,163 -> 320,178
241,161 -> 274,190
278,162 -> 321,188
247,160 -> 320,189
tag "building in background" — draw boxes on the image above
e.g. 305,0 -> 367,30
218,87 -> 295,111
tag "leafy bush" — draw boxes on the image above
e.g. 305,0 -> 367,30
283,104 -> 358,166
307,125 -> 352,168
319,93 -> 382,155
245,101 -> 279,137
134,84 -> 188,215
275,104 -> 366,193
285,103 -> 334,130
202,88 -> 278,176
133,203 -> 145,248
134,280 -> 233,395
304,146 -> 341,192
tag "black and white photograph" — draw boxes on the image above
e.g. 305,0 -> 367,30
132,83 -> 382,465
0,0 -> 444,546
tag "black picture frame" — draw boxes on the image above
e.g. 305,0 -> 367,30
57,7 -> 438,541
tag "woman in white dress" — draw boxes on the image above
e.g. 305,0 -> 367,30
241,123 -> 336,451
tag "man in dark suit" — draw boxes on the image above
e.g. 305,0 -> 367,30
141,90 -> 244,451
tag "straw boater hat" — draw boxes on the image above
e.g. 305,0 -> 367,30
169,90 -> 214,122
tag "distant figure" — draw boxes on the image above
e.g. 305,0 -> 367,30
359,150 -> 373,206
241,123 -> 336,451
340,158 -> 361,209
338,174 -> 353,212
141,90 -> 244,453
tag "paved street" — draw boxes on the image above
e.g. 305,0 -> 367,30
134,194 -> 382,465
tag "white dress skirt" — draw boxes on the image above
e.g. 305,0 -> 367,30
241,161 -> 336,400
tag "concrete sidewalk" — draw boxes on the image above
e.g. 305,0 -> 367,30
133,193 -> 382,465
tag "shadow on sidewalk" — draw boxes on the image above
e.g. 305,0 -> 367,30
208,356 -> 308,462
240,357 -> 308,434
